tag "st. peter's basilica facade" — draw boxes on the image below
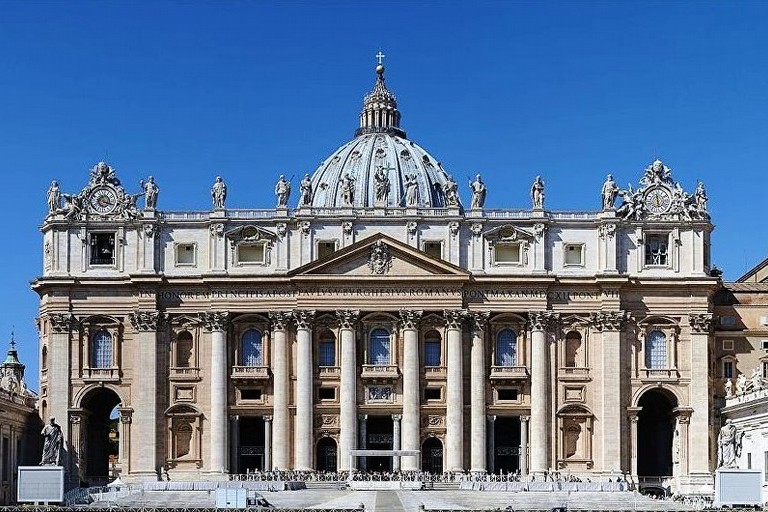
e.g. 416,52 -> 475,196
33,62 -> 717,494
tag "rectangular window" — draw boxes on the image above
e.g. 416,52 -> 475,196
497,389 -> 518,401
317,241 -> 337,260
763,340 -> 768,351
319,341 -> 336,367
564,244 -> 584,266
318,387 -> 336,400
240,388 -> 262,400
763,362 -> 768,379
89,233 -> 115,265
424,387 -> 441,400
424,341 -> 441,366
495,243 -> 521,264
423,241 -> 442,259
175,243 -> 196,266
645,234 -> 669,266
723,361 -> 734,379
720,316 -> 737,327
722,339 -> 734,351
748,452 -> 752,469
237,243 -> 265,264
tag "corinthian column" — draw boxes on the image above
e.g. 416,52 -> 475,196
269,311 -> 292,470
294,310 -> 315,470
203,311 -> 230,473
688,313 -> 713,476
590,310 -> 627,474
337,309 -> 360,471
47,313 -> 72,476
444,309 -> 467,473
528,310 -> 558,475
469,311 -> 489,473
399,309 -> 422,471
129,310 -> 165,476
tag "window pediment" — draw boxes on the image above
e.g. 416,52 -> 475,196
482,224 -> 534,244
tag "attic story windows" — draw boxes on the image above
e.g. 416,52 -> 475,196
228,225 -> 275,266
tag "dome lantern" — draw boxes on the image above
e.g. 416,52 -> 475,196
355,62 -> 406,138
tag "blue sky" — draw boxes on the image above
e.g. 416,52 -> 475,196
1,1 -> 766,386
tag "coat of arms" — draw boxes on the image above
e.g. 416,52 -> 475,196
368,240 -> 392,274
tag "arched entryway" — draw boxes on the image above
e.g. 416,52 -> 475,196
79,387 -> 121,485
421,437 -> 443,474
637,389 -> 677,478
316,437 -> 337,472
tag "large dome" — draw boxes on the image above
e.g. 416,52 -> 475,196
305,65 -> 456,209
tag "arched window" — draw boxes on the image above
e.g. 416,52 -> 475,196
92,330 -> 112,368
241,329 -> 263,366
646,330 -> 667,369
564,332 -> 582,368
424,331 -> 441,367
369,328 -> 391,365
496,329 -> 517,366
176,331 -> 193,367
319,331 -> 336,367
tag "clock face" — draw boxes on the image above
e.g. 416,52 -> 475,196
644,187 -> 672,214
89,186 -> 118,215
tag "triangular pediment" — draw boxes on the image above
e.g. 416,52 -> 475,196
290,234 -> 470,278
483,224 -> 534,241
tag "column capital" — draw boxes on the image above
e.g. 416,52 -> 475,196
294,310 -> 316,330
118,407 -> 134,424
486,414 -> 496,423
688,312 -> 713,333
392,414 -> 402,422
589,310 -> 629,332
528,310 -> 559,331
268,311 -> 293,331
520,415 -> 530,423
335,309 -> 361,329
398,310 -> 423,330
263,415 -> 273,422
129,310 -> 166,332
201,311 -> 230,332
443,309 -> 468,329
358,414 -> 368,421
468,311 -> 490,332
48,313 -> 74,333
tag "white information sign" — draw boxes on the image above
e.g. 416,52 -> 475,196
17,466 -> 64,503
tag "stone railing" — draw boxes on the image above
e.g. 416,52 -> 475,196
317,366 -> 341,379
424,366 -> 447,379
489,365 -> 529,380
640,368 -> 679,382
82,367 -> 120,382
558,367 -> 590,380
231,365 -> 270,380
360,364 -> 400,380
169,367 -> 201,381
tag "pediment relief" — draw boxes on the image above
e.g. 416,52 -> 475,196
560,314 -> 591,327
225,225 -> 277,244
291,234 -> 470,278
170,314 -> 202,328
482,224 -> 534,243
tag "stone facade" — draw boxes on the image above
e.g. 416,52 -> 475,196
33,63 -> 718,494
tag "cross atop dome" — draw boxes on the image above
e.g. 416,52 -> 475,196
376,51 -> 385,65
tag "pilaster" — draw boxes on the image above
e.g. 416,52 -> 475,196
47,313 -> 73,470
687,313 -> 712,477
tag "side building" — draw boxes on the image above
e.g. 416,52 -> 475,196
0,336 -> 40,504
33,63 -> 718,494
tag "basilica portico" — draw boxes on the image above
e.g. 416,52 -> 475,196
34,61 -> 718,495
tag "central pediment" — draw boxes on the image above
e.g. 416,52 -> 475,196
289,234 -> 471,279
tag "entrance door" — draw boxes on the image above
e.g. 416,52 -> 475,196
638,390 -> 676,477
494,416 -> 521,474
366,415 -> 393,472
239,417 -> 265,473
317,438 -> 337,472
421,438 -> 443,474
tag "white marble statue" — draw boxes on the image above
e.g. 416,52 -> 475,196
724,378 -> 733,398
211,176 -> 227,209
751,368 -> 763,391
275,175 -> 291,207
443,174 -> 459,207
469,174 -> 486,209
531,175 -> 545,209
340,173 -> 355,206
47,180 -> 61,214
40,417 -> 63,465
404,173 -> 419,206
736,373 -> 747,395
601,174 -> 619,209
299,174 -> 312,206
717,419 -> 743,469
140,176 -> 159,209
374,167 -> 390,203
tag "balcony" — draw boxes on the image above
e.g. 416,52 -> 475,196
361,364 -> 400,382
424,366 -> 447,380
490,365 -> 529,380
639,368 -> 680,383
231,365 -> 270,380
558,367 -> 591,381
82,367 -> 120,382
169,367 -> 201,381
317,366 -> 341,380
